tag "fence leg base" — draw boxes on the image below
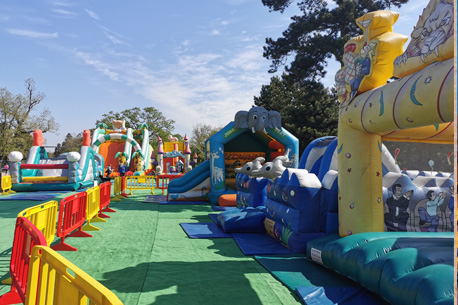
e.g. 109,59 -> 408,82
98,211 -> 111,219
111,196 -> 122,201
121,193 -> 130,197
1,277 -> 11,285
82,223 -> 101,231
51,241 -> 77,252
0,290 -> 22,303
91,216 -> 108,223
102,206 -> 116,213
68,228 -> 92,238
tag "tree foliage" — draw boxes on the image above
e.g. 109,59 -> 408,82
256,0 -> 408,151
254,75 -> 338,152
190,123 -> 220,162
263,0 -> 409,82
54,133 -> 83,156
95,107 -> 176,149
0,79 -> 59,164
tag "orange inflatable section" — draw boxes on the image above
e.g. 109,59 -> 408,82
98,142 -> 125,175
218,194 -> 237,207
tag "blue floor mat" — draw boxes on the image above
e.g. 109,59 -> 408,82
161,200 -> 208,205
296,286 -> 387,305
212,206 -> 237,211
0,194 -> 59,201
180,223 -> 232,239
232,233 -> 293,255
208,213 -> 220,224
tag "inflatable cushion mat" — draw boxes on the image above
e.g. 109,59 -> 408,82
180,223 -> 232,239
232,233 -> 292,255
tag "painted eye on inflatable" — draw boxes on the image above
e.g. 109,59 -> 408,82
253,115 -> 258,120
290,190 -> 295,197
262,115 -> 266,120
265,166 -> 271,171
246,166 -> 251,171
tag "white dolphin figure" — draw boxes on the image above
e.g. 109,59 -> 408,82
275,148 -> 292,167
234,157 -> 265,176
251,158 -> 286,179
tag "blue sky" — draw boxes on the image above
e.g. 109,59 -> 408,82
0,0 -> 429,147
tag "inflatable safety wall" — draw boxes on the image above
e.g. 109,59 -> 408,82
264,169 -> 324,253
236,173 -> 268,208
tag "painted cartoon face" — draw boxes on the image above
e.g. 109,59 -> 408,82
413,1 -> 454,61
394,186 -> 402,197
430,192 -> 436,200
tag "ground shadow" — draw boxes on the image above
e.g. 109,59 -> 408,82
99,260 -> 299,305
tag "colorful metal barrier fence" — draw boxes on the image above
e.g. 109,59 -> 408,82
82,186 -> 105,232
112,176 -> 123,201
126,176 -> 156,195
26,246 -> 123,305
52,192 -> 92,251
1,175 -> 15,195
156,174 -> 182,194
99,181 -> 115,218
0,217 -> 47,305
17,201 -> 58,246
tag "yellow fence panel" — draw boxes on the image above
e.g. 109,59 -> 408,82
82,186 -> 106,232
1,175 -> 15,195
18,201 -> 58,246
112,176 -> 123,201
26,246 -> 123,305
126,176 -> 156,195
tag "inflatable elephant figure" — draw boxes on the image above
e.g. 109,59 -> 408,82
234,106 -> 282,133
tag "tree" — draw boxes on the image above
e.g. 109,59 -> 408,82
190,123 -> 220,162
262,0 -> 409,83
54,133 -> 84,156
254,75 -> 338,152
0,79 -> 59,164
95,107 -> 176,149
256,0 -> 409,151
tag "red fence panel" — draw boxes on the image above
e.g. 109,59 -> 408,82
20,164 -> 68,170
99,181 -> 115,218
157,174 -> 183,195
0,217 -> 47,305
51,192 -> 91,252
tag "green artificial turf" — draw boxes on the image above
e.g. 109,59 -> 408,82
0,189 -> 301,304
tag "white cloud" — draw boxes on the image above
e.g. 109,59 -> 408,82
53,8 -> 78,18
6,29 -> 58,39
85,8 -> 99,21
75,51 -> 119,81
226,45 -> 264,71
211,29 -> 220,35
99,25 -> 130,46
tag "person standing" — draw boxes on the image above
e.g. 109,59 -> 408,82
385,184 -> 413,231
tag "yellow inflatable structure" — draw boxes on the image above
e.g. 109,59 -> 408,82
336,1 -> 454,236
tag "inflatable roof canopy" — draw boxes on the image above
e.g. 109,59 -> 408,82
335,0 -> 454,236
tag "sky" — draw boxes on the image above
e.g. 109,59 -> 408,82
0,0 -> 430,147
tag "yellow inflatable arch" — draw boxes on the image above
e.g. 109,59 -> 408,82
335,0 -> 454,236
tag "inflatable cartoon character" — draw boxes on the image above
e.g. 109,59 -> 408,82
394,0 -> 454,77
113,119 -> 126,133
